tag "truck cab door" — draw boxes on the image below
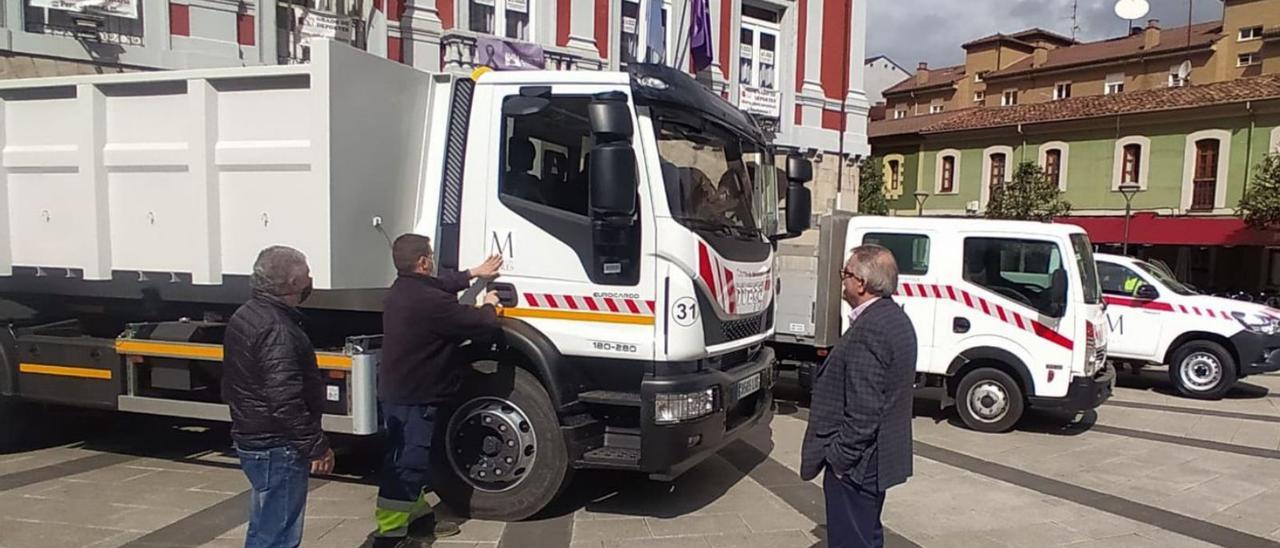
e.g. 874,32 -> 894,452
1098,261 -> 1163,359
459,83 -> 657,361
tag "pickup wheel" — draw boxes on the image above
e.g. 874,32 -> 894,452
432,365 -> 570,522
955,368 -> 1024,433
1169,340 -> 1236,400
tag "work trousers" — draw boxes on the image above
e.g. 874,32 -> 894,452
375,403 -> 439,538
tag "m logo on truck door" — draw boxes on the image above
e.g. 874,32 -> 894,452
1106,313 -> 1124,336
491,231 -> 514,258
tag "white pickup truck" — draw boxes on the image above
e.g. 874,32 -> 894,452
1096,253 -> 1280,399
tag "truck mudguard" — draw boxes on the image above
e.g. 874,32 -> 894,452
946,346 -> 1035,394
498,319 -> 577,413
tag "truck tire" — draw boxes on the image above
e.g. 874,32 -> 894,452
432,365 -> 570,522
955,368 -> 1024,433
1169,340 -> 1236,400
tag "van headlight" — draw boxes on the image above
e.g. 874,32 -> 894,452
654,388 -> 719,424
1232,312 -> 1280,336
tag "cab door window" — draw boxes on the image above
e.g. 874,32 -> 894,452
863,232 -> 930,276
963,237 -> 1067,317
501,96 -> 593,217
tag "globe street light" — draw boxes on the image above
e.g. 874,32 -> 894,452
913,190 -> 931,216
1118,182 -> 1141,255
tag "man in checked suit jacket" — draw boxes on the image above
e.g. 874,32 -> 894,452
801,244 -> 918,548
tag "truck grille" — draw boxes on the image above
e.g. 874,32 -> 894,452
722,314 -> 766,341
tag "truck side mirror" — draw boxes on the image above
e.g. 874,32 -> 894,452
786,183 -> 812,235
1135,284 -> 1159,300
588,92 -> 633,139
787,154 -> 813,184
589,142 -> 637,217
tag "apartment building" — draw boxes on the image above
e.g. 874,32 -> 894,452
869,0 -> 1280,293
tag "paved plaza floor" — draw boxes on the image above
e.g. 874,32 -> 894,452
3,368 -> 1280,548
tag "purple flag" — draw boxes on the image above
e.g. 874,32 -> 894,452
689,0 -> 714,72
476,35 -> 546,70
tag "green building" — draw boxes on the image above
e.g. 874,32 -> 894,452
869,74 -> 1280,293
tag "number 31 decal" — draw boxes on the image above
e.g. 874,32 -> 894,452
672,297 -> 698,327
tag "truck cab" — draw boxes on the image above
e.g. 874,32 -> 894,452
773,214 -> 1114,432
1096,253 -> 1280,399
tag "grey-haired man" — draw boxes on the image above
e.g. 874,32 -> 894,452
223,245 -> 333,548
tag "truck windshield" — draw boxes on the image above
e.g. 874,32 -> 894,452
653,112 -> 780,240
1135,260 -> 1197,295
1069,234 -> 1102,305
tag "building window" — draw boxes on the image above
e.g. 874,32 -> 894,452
622,0 -> 672,65
974,72 -> 984,83
974,91 -> 985,103
930,104 -> 945,114
1168,64 -> 1189,87
738,8 -> 781,118
1191,139 -> 1219,211
887,159 -> 902,191
940,155 -> 957,193
894,109 -> 907,119
1044,149 -> 1062,187
1238,53 -> 1260,67
989,153 -> 1007,185
1105,73 -> 1125,95
1122,144 -> 1141,184
1001,89 -> 1018,106
469,0 -> 531,41
1239,26 -> 1263,41
1054,82 -> 1071,100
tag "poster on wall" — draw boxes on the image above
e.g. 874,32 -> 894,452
31,0 -> 138,19
290,6 -> 355,46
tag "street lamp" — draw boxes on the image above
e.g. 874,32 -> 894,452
1118,182 -> 1141,255
913,190 -> 931,216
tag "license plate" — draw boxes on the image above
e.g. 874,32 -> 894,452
735,373 -> 762,399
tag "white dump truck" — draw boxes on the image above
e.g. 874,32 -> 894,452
0,41 -> 813,520
770,214 -> 1114,432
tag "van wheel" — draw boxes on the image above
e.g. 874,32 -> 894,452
955,368 -> 1024,433
432,365 -> 569,522
1169,341 -> 1236,400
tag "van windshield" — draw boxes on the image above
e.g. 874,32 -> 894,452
1069,234 -> 1102,305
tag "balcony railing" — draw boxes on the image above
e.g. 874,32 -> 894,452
440,30 -> 603,73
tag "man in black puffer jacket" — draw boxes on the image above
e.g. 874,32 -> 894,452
223,245 -> 334,548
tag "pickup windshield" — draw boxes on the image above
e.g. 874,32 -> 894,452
1135,260 -> 1197,296
653,110 -> 779,240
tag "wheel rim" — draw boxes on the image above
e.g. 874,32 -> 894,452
966,381 -> 1009,423
445,396 -> 537,493
1179,352 -> 1223,392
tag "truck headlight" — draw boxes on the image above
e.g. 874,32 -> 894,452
1232,312 -> 1280,336
654,388 -> 719,424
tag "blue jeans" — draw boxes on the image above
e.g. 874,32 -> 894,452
237,446 -> 310,548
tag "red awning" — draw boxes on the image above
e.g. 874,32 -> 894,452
1058,213 -> 1280,247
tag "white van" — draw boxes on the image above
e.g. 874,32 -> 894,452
1096,253 -> 1280,399
772,214 -> 1115,432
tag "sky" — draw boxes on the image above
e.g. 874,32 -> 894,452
868,0 -> 1226,69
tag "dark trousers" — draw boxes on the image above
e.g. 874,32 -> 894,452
237,446 -> 309,548
823,456 -> 885,548
376,403 -> 439,537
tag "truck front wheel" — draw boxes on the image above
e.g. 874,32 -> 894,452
432,365 -> 570,522
1169,340 -> 1236,400
955,368 -> 1024,433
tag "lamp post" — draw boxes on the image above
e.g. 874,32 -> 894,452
1118,182 -> 1141,255
913,190 -> 931,216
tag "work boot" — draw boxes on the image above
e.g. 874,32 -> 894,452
408,512 -> 462,539
369,535 -> 419,548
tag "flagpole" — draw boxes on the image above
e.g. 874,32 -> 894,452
835,0 -> 851,196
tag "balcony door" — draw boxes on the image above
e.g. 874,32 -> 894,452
1191,139 -> 1219,211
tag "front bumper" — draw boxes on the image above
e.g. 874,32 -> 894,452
1230,331 -> 1280,377
640,346 -> 776,480
1027,363 -> 1115,413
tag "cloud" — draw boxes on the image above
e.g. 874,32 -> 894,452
868,0 -> 1224,68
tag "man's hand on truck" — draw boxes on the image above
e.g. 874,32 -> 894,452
311,448 -> 336,475
484,291 -> 502,307
469,255 -> 505,279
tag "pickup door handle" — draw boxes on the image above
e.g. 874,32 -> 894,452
953,317 -> 971,334
487,282 -> 520,307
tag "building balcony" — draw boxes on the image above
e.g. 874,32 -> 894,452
440,30 -> 603,73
